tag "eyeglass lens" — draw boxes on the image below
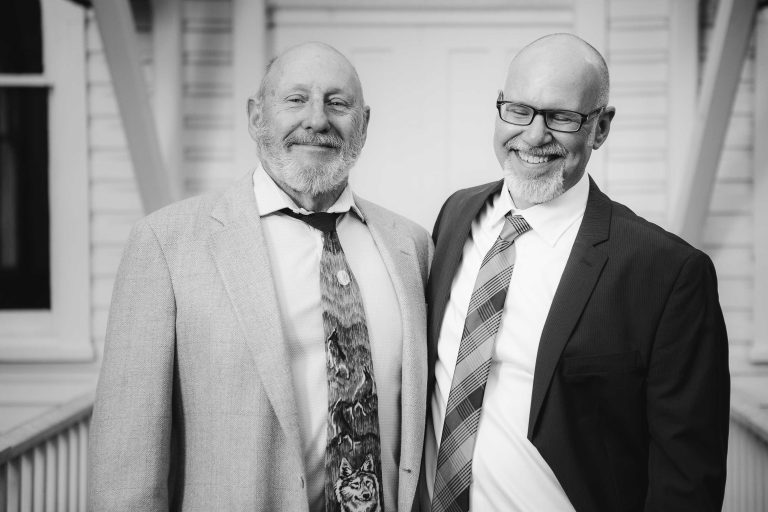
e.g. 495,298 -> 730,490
499,103 -> 583,132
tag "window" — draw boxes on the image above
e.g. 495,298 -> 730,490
0,0 -> 90,361
0,0 -> 51,308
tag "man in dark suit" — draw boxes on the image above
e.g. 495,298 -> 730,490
424,33 -> 729,512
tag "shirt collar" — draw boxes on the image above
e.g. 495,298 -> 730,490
252,164 -> 365,221
490,171 -> 590,247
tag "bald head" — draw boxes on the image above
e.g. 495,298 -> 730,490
246,41 -> 370,212
511,33 -> 609,108
494,33 -> 615,208
255,42 -> 365,107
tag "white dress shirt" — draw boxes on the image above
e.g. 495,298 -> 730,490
253,166 -> 402,511
425,172 -> 590,511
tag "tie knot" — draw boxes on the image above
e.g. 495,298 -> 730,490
500,214 -> 530,242
281,208 -> 341,233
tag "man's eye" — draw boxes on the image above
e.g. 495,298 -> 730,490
328,101 -> 348,108
551,112 -> 577,123
286,97 -> 305,104
506,105 -> 530,117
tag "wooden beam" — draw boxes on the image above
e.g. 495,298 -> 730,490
752,7 -> 768,363
152,0 -> 183,197
670,0 -> 758,245
92,0 -> 178,213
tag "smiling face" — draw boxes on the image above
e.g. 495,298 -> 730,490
248,43 -> 369,205
493,35 -> 614,208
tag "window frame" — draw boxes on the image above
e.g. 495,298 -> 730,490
0,0 -> 90,362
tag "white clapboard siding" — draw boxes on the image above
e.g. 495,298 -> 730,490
182,0 -> 238,194
724,310 -> 753,345
604,2 -> 670,228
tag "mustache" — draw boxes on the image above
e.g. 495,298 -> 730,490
285,132 -> 343,149
505,138 -> 567,157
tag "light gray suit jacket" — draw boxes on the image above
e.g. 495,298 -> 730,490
88,173 -> 433,511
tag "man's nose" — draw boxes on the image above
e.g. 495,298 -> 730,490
520,113 -> 552,146
301,100 -> 330,132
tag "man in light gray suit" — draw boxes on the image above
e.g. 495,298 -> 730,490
89,42 -> 432,511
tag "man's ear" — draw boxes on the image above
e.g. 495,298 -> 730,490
592,106 -> 615,150
247,97 -> 260,141
359,106 -> 371,147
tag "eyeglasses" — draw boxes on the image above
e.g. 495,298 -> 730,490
496,91 -> 604,133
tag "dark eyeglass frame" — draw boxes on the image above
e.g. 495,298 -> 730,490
496,91 -> 604,133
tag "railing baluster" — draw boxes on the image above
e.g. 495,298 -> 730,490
7,457 -> 21,512
44,439 -> 56,512
32,446 -> 44,512
0,462 -> 6,512
21,453 -> 33,511
56,433 -> 67,512
77,422 -> 87,512
67,429 -> 77,512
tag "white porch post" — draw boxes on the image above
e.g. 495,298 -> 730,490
92,0 -> 178,213
152,0 -> 183,197
751,6 -> 768,363
669,0 -> 758,246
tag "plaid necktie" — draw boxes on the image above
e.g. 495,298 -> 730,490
431,213 -> 531,512
281,209 -> 384,512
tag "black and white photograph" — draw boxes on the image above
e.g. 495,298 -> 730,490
0,0 -> 765,510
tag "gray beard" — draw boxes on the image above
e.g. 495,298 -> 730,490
255,120 -> 364,198
502,157 -> 566,206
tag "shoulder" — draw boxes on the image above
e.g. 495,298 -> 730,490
131,188 -> 224,245
442,180 -> 502,211
355,195 -> 430,244
432,179 -> 503,237
602,191 -> 711,270
354,195 -> 433,272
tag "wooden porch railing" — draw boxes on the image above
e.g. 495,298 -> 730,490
1,388 -> 767,511
0,393 -> 93,512
725,388 -> 768,511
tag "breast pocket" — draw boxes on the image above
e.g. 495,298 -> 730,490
559,349 -> 646,432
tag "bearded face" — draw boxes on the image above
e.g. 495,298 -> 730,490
501,137 -> 569,206
254,108 -> 366,198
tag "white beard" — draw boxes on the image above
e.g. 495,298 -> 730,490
263,150 -> 352,197
255,116 -> 364,197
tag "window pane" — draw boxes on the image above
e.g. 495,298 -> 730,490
0,87 -> 50,309
0,0 -> 43,74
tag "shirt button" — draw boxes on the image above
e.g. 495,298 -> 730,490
300,476 -> 305,488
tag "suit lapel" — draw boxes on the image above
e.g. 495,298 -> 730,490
428,181 -> 503,362
527,178 -> 611,438
207,174 -> 304,464
428,180 -> 504,344
356,198 -> 425,512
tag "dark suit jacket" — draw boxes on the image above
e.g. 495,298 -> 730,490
426,177 -> 730,512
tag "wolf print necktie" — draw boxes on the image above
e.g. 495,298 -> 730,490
281,209 -> 384,512
431,214 -> 531,512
